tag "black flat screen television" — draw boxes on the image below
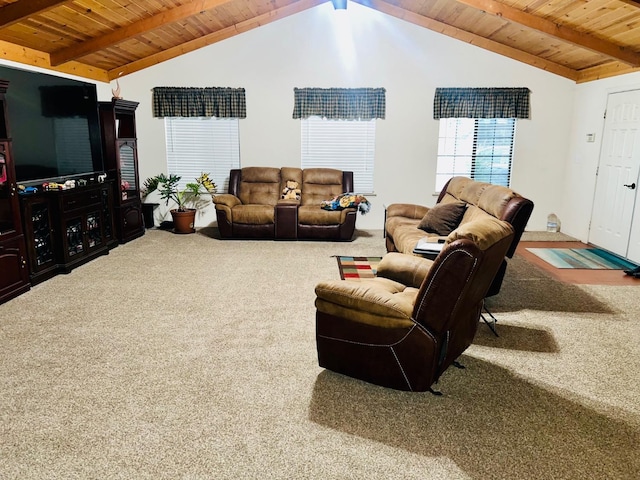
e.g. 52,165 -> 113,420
0,65 -> 103,184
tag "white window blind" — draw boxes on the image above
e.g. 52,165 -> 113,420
435,118 -> 515,192
301,116 -> 375,194
164,117 -> 240,193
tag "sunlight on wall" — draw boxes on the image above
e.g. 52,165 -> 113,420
331,9 -> 357,73
318,2 -> 387,77
318,2 -> 430,79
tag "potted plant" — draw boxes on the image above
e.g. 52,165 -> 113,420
141,172 -> 216,234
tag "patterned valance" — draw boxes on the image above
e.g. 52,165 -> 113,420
433,87 -> 530,119
292,87 -> 386,120
152,87 -> 246,118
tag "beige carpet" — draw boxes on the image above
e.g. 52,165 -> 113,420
1,228 -> 638,479
521,231 -> 578,242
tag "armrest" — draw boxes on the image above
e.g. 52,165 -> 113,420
275,201 -> 298,239
376,252 -> 434,289
213,194 -> 242,208
386,203 -> 429,220
277,198 -> 300,206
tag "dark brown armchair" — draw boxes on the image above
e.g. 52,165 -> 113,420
314,217 -> 514,392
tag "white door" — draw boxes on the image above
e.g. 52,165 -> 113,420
589,90 -> 640,261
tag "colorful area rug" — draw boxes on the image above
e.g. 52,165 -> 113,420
525,247 -> 638,270
335,256 -> 381,280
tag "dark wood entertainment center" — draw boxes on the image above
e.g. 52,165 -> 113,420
19,182 -> 116,285
0,81 -> 144,305
0,80 -> 30,304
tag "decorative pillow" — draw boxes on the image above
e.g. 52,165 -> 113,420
321,193 -> 371,215
418,201 -> 467,235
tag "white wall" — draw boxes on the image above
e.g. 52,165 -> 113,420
1,3 -> 583,232
113,2 -> 575,230
561,72 -> 640,242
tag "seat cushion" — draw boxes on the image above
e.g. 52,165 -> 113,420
389,223 -> 431,254
231,204 -> 275,224
298,205 -> 350,225
315,278 -> 418,329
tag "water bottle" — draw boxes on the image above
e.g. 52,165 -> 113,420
547,213 -> 560,233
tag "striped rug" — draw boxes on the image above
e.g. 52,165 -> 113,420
525,247 -> 638,270
335,256 -> 381,280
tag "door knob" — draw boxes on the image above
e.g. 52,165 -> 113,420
624,182 -> 636,189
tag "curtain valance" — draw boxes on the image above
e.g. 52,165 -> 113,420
433,87 -> 530,119
292,87 -> 386,120
152,87 -> 246,118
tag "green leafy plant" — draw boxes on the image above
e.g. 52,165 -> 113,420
142,172 -> 216,212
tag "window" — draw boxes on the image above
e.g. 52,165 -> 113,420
164,117 -> 240,193
435,117 -> 515,192
301,116 -> 376,194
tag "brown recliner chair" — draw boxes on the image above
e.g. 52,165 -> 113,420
314,217 -> 514,392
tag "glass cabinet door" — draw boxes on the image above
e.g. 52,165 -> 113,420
118,142 -> 137,201
0,143 -> 18,236
85,212 -> 102,248
30,202 -> 55,267
65,217 -> 84,257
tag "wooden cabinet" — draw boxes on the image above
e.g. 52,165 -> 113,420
20,195 -> 57,284
20,184 -> 111,283
58,185 -> 109,270
0,80 -> 30,304
0,236 -> 29,302
99,99 -> 144,243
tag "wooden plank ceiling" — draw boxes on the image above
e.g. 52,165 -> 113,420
0,0 -> 638,83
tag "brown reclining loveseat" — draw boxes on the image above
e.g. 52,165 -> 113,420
213,166 -> 357,240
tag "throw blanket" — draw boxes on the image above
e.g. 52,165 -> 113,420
321,193 -> 371,214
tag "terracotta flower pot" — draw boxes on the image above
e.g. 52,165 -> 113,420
170,208 -> 196,234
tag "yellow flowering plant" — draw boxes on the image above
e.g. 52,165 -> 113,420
142,172 -> 216,212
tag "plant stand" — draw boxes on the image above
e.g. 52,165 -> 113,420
142,202 -> 159,228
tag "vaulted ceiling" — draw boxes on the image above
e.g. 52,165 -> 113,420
0,0 -> 639,84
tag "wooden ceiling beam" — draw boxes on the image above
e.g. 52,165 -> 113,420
452,0 -> 640,67
577,62 -> 640,84
50,0 -> 236,66
0,0 -> 71,28
107,0 -> 328,79
351,0 -> 578,81
0,39 -> 109,82
618,1 -> 640,8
